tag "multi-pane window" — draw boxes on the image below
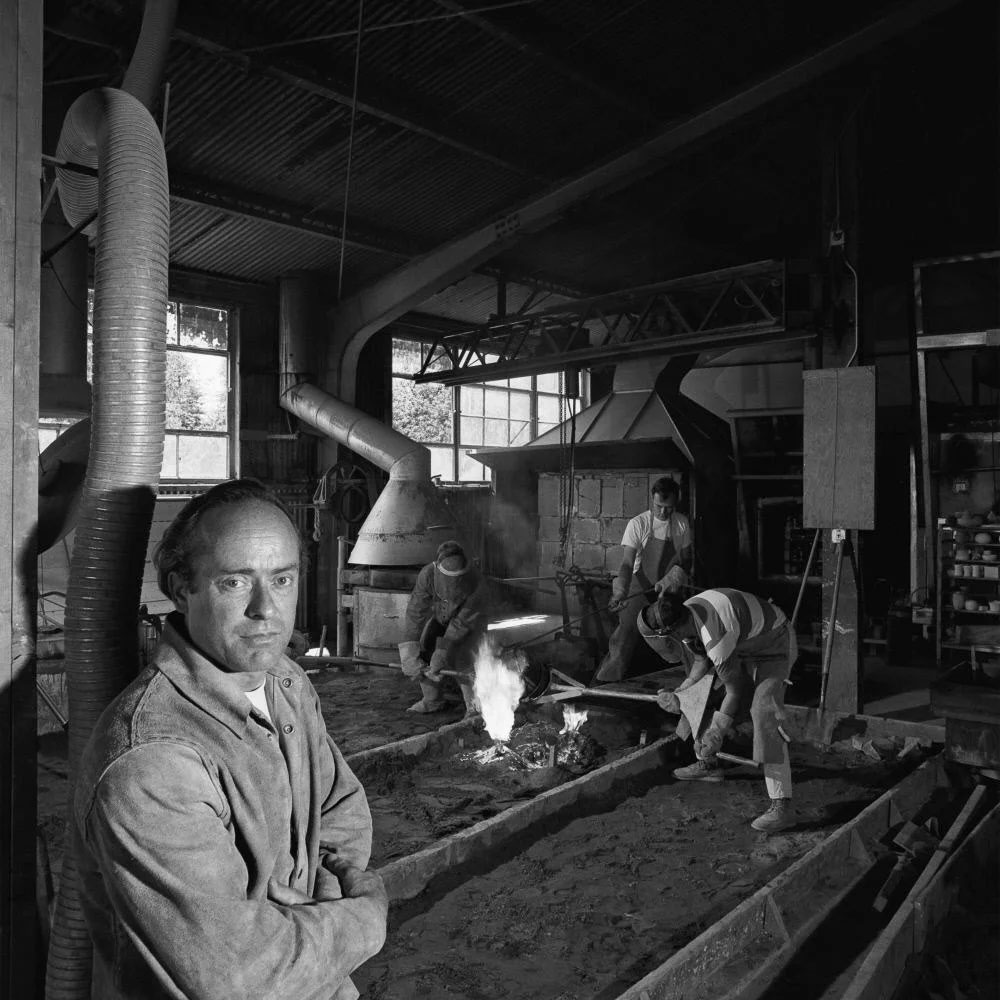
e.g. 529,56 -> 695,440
391,338 -> 583,483
40,295 -> 235,483
162,300 -> 232,480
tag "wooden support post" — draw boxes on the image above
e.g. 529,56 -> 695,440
0,0 -> 43,993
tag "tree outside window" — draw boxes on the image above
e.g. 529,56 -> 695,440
391,338 -> 583,483
40,295 -> 234,483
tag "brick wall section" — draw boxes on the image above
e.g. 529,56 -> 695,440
601,479 -> 624,517
535,468 -> 683,612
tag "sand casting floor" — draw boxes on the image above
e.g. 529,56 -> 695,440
354,744 -> 928,1000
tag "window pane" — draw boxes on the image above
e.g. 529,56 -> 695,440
460,385 -> 484,415
391,339 -> 423,376
428,444 -> 454,481
537,394 -> 561,423
510,421 -> 531,445
509,392 -> 531,420
166,351 -> 228,431
509,375 -> 532,391
484,418 -> 509,446
161,434 -> 178,479
459,448 -> 489,482
392,338 -> 450,374
537,373 -> 560,393
460,415 -> 483,446
176,435 -> 228,479
178,303 -> 228,349
392,377 -> 453,443
484,388 -> 508,418
39,427 -> 59,452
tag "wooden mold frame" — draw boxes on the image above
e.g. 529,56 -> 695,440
840,785 -> 999,1000
346,708 -> 947,999
615,753 -> 948,1000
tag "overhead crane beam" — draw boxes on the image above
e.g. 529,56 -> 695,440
409,260 -> 808,386
331,0 -> 964,399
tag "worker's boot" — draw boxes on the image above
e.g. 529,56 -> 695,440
407,678 -> 446,713
750,798 -> 796,833
672,758 -> 724,782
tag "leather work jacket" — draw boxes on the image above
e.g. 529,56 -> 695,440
73,614 -> 382,1000
402,560 -> 489,664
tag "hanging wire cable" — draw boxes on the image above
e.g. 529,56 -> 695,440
337,0 -> 365,302
844,255 -> 861,367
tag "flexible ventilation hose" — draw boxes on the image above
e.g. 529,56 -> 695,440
44,86 -> 170,1000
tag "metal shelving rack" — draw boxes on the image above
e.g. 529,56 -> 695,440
936,519 -> 1000,667
914,249 -> 1000,665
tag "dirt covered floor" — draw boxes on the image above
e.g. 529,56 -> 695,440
354,743 -> 931,1000
355,703 -> 647,869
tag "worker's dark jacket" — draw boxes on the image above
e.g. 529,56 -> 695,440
402,561 -> 489,668
73,614 -> 381,1000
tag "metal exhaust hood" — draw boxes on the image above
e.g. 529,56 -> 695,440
471,355 -> 732,473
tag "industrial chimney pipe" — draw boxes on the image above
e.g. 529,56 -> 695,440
280,382 -> 462,566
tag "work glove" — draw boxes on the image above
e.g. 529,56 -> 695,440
695,710 -> 734,760
426,648 -> 450,678
656,689 -> 680,714
398,641 -> 424,678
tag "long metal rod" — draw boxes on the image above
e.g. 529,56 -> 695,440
334,0 -> 964,357
36,680 -> 69,730
820,538 -> 846,710
502,590 -> 647,650
790,527 -> 822,629
544,682 -> 663,704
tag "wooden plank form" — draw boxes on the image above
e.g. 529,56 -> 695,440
613,755 -> 946,1000
356,715 -> 949,999
840,787 -> 998,1000
0,0 -> 43,994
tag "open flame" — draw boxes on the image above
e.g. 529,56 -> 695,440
472,638 -> 526,741
560,705 -> 588,735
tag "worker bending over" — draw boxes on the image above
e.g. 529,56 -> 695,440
640,587 -> 797,834
398,539 -> 487,715
594,476 -> 693,682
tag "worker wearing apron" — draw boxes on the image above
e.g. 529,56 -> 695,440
639,587 -> 797,833
594,476 -> 692,683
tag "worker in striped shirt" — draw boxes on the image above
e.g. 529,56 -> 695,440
639,587 -> 797,833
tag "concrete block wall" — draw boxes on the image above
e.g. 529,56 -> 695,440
535,468 -> 683,611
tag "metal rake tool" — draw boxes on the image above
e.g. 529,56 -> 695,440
532,668 -> 665,705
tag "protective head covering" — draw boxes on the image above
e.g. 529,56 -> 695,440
433,539 -> 478,604
638,599 -> 697,665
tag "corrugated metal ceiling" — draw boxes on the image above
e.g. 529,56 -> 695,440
41,0 -> 955,326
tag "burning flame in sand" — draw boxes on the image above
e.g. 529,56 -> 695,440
560,705 -> 588,735
472,638 -> 526,741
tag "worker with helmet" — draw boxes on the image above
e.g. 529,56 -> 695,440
639,588 -> 797,833
397,540 -> 487,715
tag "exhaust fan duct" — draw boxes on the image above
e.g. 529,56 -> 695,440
280,382 -> 463,566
